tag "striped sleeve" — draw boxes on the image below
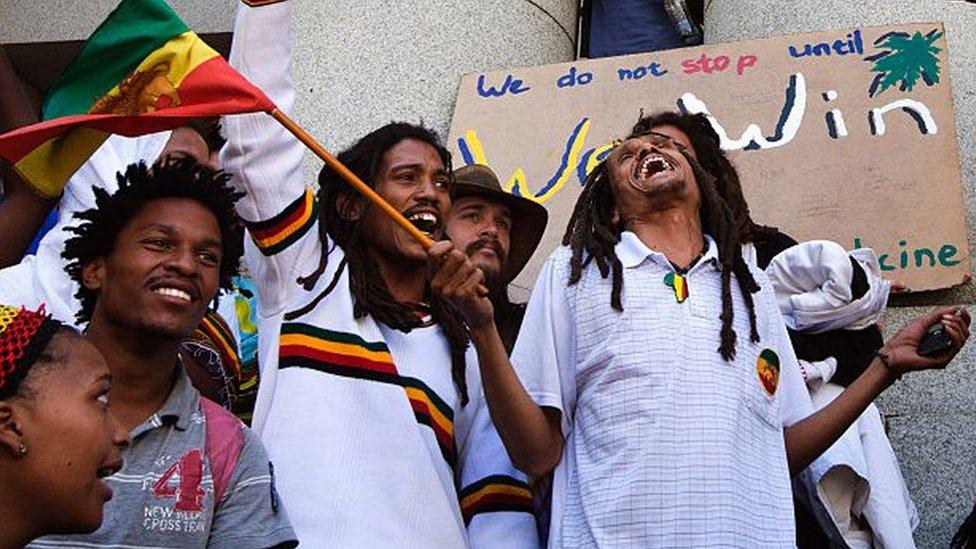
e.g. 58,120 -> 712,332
244,187 -> 318,256
456,355 -> 539,548
220,0 -> 322,315
459,474 -> 534,525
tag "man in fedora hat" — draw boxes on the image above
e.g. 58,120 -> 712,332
445,164 -> 547,354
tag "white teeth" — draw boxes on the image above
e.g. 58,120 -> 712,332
407,212 -> 439,236
154,287 -> 192,302
408,212 -> 438,223
638,154 -> 672,179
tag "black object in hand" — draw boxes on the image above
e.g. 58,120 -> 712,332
918,321 -> 955,357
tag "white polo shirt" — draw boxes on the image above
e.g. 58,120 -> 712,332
512,232 -> 814,548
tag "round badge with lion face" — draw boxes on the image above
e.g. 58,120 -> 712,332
756,348 -> 780,396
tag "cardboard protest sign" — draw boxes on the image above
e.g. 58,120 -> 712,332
448,23 -> 969,293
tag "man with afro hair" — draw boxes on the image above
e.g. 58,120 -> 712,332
29,157 -> 296,549
0,114 -> 261,419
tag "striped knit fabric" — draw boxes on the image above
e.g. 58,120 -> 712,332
245,187 -> 317,256
220,2 -> 538,544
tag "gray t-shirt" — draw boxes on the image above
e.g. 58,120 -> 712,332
30,369 -> 297,549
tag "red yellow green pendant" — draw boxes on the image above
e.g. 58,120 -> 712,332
663,272 -> 689,303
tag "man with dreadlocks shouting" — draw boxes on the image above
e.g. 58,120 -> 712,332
218,1 -> 537,547
28,157 -> 297,549
442,111 -> 971,547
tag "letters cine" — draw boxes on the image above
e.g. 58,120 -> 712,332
449,23 -> 969,292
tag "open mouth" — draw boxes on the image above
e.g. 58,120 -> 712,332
96,459 -> 123,480
147,277 -> 198,303
405,210 -> 441,238
633,152 -> 675,183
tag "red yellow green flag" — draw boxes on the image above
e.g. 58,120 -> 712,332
0,0 -> 276,197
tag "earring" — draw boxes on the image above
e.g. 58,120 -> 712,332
17,442 -> 27,457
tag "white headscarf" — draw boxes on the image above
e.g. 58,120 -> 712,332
765,240 -> 891,333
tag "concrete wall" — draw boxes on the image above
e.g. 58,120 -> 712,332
290,0 -> 577,154
1,0 -> 582,142
1,0 -> 577,182
705,2 -> 976,546
0,1 -> 235,42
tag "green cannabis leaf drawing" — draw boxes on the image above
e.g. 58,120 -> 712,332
866,29 -> 943,98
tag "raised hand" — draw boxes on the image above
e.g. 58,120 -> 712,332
427,240 -> 494,328
882,306 -> 971,376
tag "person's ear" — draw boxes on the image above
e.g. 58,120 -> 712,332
81,258 -> 106,292
336,193 -> 366,221
0,402 -> 27,458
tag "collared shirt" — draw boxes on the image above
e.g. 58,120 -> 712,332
512,232 -> 814,548
31,368 -> 297,549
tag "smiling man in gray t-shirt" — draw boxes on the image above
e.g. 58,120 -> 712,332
27,158 -> 296,549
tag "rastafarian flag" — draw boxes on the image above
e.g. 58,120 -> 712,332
0,0 -> 275,197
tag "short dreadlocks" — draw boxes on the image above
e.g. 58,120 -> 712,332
62,156 -> 244,325
288,122 -> 473,405
563,112 -> 762,361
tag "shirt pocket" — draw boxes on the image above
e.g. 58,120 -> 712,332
740,342 -> 783,430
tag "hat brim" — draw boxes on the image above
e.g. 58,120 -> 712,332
452,182 -> 549,284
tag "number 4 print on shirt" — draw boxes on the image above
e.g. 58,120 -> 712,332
153,449 -> 206,511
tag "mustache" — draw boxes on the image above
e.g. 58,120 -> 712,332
464,237 -> 505,261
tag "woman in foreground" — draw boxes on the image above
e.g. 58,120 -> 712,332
0,304 -> 128,549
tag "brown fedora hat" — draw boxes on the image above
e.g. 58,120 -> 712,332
451,164 -> 548,284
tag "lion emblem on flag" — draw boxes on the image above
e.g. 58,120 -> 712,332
89,62 -> 181,115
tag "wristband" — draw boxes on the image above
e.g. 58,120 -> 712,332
875,350 -> 901,381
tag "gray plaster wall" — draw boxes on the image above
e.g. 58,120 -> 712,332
705,2 -> 976,546
290,0 -> 577,157
0,1 -> 235,42
0,0 -> 577,151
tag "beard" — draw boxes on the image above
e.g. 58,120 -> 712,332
105,302 -> 198,342
464,237 -> 508,289
629,171 -> 688,196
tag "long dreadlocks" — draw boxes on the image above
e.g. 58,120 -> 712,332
289,123 -> 471,405
562,112 -> 761,360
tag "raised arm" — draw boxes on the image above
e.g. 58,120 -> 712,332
429,241 -> 565,478
0,47 -> 55,267
220,0 -> 320,316
785,306 -> 970,474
